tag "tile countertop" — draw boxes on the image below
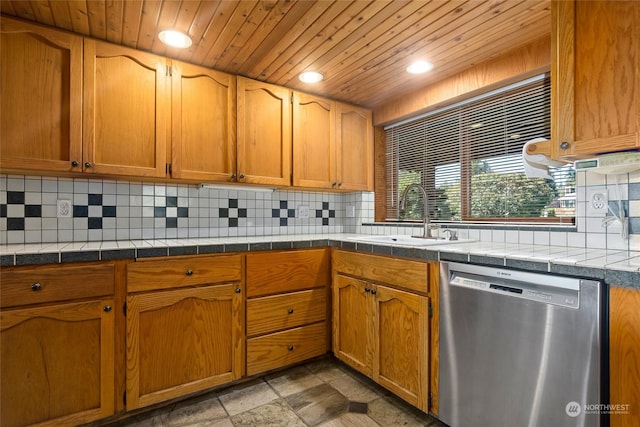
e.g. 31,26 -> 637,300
1,234 -> 638,287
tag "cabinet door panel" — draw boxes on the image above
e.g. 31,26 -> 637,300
293,92 -> 335,189
171,62 -> 236,181
332,275 -> 372,376
336,103 -> 373,191
237,77 -> 291,186
0,17 -> 82,172
1,299 -> 115,427
126,284 -> 243,409
84,40 -> 168,177
373,286 -> 428,412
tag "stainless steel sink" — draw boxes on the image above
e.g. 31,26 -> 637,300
347,235 -> 474,247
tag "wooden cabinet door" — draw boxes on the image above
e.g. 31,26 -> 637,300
372,285 -> 429,412
335,102 -> 373,190
610,287 -> 640,427
0,17 -> 83,173
292,92 -> 336,189
126,284 -> 243,409
237,77 -> 292,186
1,299 -> 115,427
551,0 -> 640,159
170,61 -> 236,181
83,39 -> 168,177
332,274 -> 373,376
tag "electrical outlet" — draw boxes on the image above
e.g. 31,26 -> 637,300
57,200 -> 72,218
586,189 -> 608,217
298,205 -> 310,219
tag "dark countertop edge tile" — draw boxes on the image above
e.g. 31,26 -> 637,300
549,264 -> 605,280
291,241 -> 311,249
271,241 -> 293,250
249,242 -> 272,251
15,252 -> 60,265
439,251 -> 470,263
198,244 -> 225,254
605,270 -> 640,287
391,247 -> 438,261
340,241 -> 357,250
505,258 -> 549,273
101,249 -> 136,261
137,247 -> 169,258
371,244 -> 393,256
168,246 -> 198,256
225,243 -> 249,253
61,250 -> 101,263
310,239 -> 330,248
1,254 -> 15,266
469,255 -> 505,267
354,243 -> 374,253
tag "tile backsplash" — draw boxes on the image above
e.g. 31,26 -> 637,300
1,170 -> 638,251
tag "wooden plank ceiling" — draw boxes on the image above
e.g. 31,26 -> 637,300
0,0 -> 550,109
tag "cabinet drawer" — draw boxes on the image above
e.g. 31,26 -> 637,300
246,322 -> 327,375
247,289 -> 326,337
332,250 -> 429,293
127,254 -> 242,292
246,249 -> 329,297
1,263 -> 115,308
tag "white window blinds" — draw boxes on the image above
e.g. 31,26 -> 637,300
385,74 -> 575,223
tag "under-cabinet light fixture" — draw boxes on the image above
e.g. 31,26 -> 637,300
406,60 -> 433,74
199,183 -> 276,193
158,30 -> 192,48
299,71 -> 324,83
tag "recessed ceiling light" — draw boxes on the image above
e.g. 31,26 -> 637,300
407,60 -> 434,74
158,30 -> 192,48
299,71 -> 324,83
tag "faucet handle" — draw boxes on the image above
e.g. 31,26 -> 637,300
443,229 -> 458,240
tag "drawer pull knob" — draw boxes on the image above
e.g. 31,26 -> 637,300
186,270 -> 193,276
364,287 -> 370,293
370,289 -> 377,295
31,283 -> 42,291
103,305 -> 112,312
288,345 -> 294,351
235,288 -> 242,294
85,161 -> 92,168
288,308 -> 294,314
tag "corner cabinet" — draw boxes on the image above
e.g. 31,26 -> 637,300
550,0 -> 640,159
332,250 -> 434,412
83,39 -> 168,177
292,94 -> 374,191
610,287 -> 640,427
0,17 -> 83,173
125,255 -> 244,410
0,262 -> 116,427
237,77 -> 292,186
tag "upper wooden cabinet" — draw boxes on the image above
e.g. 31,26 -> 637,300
335,103 -> 374,191
293,94 -> 374,191
83,39 -> 168,177
237,77 -> 292,186
0,17 -> 83,173
550,0 -> 639,159
170,61 -> 236,182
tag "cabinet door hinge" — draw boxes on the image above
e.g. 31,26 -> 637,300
123,301 -> 127,317
428,302 -> 433,318
166,163 -> 172,174
165,64 -> 172,77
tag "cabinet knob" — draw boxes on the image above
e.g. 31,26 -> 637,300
332,182 -> 337,187
231,173 -> 237,179
560,141 -> 570,150
84,162 -> 92,168
103,305 -> 112,312
31,283 -> 42,291
337,182 -> 342,187
288,345 -> 294,351
235,288 -> 242,294
186,269 -> 193,276
364,287 -> 370,293
288,308 -> 294,314
239,173 -> 245,179
71,160 -> 79,167
370,289 -> 377,295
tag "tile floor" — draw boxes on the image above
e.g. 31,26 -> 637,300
106,357 -> 444,427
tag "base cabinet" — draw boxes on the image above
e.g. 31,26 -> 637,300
125,255 -> 244,410
332,250 -> 431,412
0,263 -> 116,427
610,287 -> 640,427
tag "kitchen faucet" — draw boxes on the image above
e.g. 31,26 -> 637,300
399,183 -> 433,239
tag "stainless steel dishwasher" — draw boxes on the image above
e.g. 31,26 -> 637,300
438,262 -> 607,427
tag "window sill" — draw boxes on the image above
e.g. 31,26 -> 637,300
365,221 -> 577,233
